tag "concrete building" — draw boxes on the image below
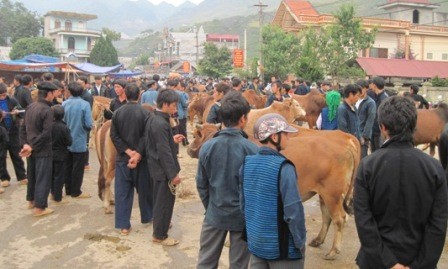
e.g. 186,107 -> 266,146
44,11 -> 101,62
272,0 -> 448,62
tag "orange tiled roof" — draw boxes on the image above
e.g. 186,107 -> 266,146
283,0 -> 319,17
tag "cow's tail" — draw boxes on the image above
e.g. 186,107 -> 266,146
98,165 -> 105,201
343,137 -> 361,216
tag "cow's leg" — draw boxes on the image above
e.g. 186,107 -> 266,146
323,197 -> 346,260
104,181 -> 113,214
309,196 -> 331,248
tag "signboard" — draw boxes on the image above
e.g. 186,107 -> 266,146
182,61 -> 191,73
233,49 -> 244,68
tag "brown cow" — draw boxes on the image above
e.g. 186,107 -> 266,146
292,92 -> 326,129
413,103 -> 448,156
245,99 -> 306,138
187,123 -> 360,260
95,120 -> 116,214
242,90 -> 267,109
188,93 -> 214,127
90,96 -> 112,149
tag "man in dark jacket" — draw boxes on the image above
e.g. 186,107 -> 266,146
356,80 -> 376,158
370,77 -> 389,152
20,82 -> 57,217
409,84 -> 429,109
15,74 -> 33,109
111,83 -> 152,236
354,96 -> 447,269
141,89 -> 184,246
0,83 -> 27,187
206,83 -> 231,124
337,84 -> 361,141
51,105 -> 72,203
196,91 -> 258,269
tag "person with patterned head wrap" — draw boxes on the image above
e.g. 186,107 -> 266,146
316,90 -> 341,130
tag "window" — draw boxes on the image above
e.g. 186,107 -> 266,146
370,48 -> 388,58
68,37 -> 75,51
413,10 -> 420,24
65,20 -> 72,31
55,20 -> 61,29
427,53 -> 433,60
443,53 -> 448,61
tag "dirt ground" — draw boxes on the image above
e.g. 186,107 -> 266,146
0,145 -> 448,269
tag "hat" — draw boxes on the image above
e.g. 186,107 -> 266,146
37,81 -> 57,92
253,113 -> 298,141
113,79 -> 127,88
146,80 -> 156,87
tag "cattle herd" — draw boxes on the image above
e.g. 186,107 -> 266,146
91,88 -> 447,260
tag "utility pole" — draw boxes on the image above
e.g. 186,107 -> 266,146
195,26 -> 199,66
254,0 -> 267,82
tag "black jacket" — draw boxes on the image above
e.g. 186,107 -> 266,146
51,120 -> 72,160
20,99 -> 53,157
439,123 -> 448,177
81,90 -> 93,108
372,90 -> 389,135
412,94 -> 429,109
354,139 -> 447,269
104,98 -> 127,120
110,102 -> 148,161
144,111 -> 180,182
14,85 -> 32,109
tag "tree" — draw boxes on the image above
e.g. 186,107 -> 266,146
102,27 -> 121,42
294,28 -> 325,82
0,0 -> 41,45
90,35 -> 119,66
261,25 -> 300,80
198,42 -> 232,79
9,37 -> 58,59
319,4 -> 376,81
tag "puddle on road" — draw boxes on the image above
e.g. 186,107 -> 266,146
84,233 -> 121,244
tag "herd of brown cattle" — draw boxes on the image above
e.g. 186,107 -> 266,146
92,90 -> 448,260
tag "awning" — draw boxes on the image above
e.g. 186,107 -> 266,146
356,58 -> 448,79
71,63 -> 123,75
108,69 -> 143,78
0,61 -> 68,71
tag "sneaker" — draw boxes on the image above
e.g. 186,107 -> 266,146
73,193 -> 91,199
1,180 -> 10,187
152,237 -> 179,246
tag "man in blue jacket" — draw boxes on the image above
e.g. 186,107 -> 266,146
241,113 -> 306,268
338,84 -> 361,141
356,80 -> 376,158
196,91 -> 258,269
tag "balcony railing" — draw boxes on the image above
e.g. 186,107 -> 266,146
48,27 -> 101,35
58,48 -> 92,55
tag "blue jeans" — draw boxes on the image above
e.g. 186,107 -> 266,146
115,160 -> 153,229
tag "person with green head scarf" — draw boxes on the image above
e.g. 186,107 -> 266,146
316,90 -> 341,130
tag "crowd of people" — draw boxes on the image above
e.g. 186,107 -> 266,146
0,71 -> 447,268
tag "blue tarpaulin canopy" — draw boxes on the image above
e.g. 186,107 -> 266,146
108,69 -> 143,78
72,63 -> 123,74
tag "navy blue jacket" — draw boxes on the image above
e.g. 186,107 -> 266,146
196,128 -> 258,231
357,96 -> 376,140
338,102 -> 361,140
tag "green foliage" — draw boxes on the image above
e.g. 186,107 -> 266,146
90,36 -> 119,66
0,0 -> 42,45
9,37 -> 58,60
198,42 -> 232,79
294,28 -> 324,82
321,4 -> 376,81
233,68 -> 255,80
102,27 -> 121,42
431,76 -> 448,87
261,25 -> 300,80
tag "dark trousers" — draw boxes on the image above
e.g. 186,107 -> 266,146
361,141 -> 370,159
152,178 -> 175,240
26,156 -> 52,209
172,125 -> 180,154
52,160 -> 68,201
0,134 -> 26,181
115,160 -> 153,229
66,151 -> 87,197
179,118 -> 189,145
85,135 -> 90,166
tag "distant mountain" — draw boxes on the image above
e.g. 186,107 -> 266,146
13,0 -> 448,37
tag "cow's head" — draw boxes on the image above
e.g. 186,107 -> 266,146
187,123 -> 221,159
283,98 -> 306,120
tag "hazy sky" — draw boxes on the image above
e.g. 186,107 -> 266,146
146,0 -> 204,6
